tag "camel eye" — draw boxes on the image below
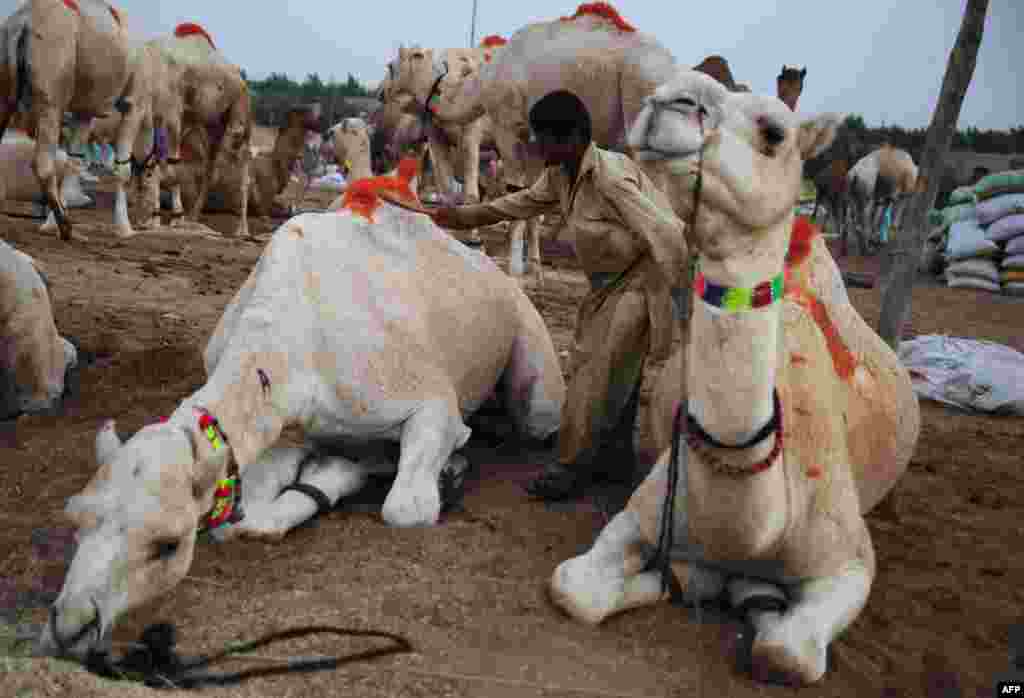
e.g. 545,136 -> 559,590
758,117 -> 786,148
411,51 -> 425,61
152,539 -> 180,561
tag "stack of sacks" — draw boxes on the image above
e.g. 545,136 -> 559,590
944,214 -> 1000,292
925,196 -> 981,276
975,170 -> 1024,297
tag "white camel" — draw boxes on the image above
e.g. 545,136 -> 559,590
846,144 -> 919,253
549,70 -> 921,686
0,0 -> 132,241
36,164 -> 565,661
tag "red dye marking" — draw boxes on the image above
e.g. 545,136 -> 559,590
785,282 -> 857,381
63,0 -> 80,15
560,2 -> 637,32
790,353 -> 807,364
484,52 -> 492,63
806,463 -> 823,479
175,22 -> 217,50
341,157 -> 420,223
783,215 -> 858,380
480,35 -> 507,47
108,5 -> 122,26
786,215 -> 817,267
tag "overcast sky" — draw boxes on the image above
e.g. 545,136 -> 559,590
9,1 -> 1021,130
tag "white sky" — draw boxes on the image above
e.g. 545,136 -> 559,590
7,0 -> 1022,130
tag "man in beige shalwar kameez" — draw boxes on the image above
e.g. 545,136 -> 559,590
432,90 -> 688,500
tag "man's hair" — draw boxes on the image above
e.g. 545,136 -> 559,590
528,90 -> 592,144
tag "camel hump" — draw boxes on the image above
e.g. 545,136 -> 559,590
174,22 -> 216,50
559,2 -> 637,33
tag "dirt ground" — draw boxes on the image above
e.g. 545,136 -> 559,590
1,180 -> 1022,697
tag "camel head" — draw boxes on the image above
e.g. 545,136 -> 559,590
330,118 -> 372,178
387,45 -> 447,111
693,55 -> 738,91
776,65 -> 807,111
35,416 -> 230,660
368,99 -> 426,173
628,70 -> 842,250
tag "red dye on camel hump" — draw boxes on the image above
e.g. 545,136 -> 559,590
560,2 -> 637,32
341,157 -> 420,223
175,22 -> 217,50
480,35 -> 507,48
62,0 -> 80,15
786,215 -> 818,267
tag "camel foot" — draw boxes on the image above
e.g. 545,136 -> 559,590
115,227 -> 140,240
749,612 -> 828,686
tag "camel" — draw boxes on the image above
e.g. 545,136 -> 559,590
846,144 -> 918,254
549,70 -> 920,686
164,103 -> 320,231
777,65 -> 807,111
0,239 -> 78,420
36,163 -> 566,660
324,118 -> 424,211
812,157 -> 852,252
0,0 -> 132,241
693,55 -> 739,91
391,7 -> 678,283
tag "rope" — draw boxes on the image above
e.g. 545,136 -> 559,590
82,622 -> 413,689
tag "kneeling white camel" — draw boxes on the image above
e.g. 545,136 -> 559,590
36,164 -> 565,660
549,71 -> 920,686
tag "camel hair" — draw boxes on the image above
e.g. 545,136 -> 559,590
549,70 -> 920,686
0,0 -> 132,241
391,4 -> 678,284
165,102 -> 321,229
36,162 -> 565,661
0,239 -> 78,419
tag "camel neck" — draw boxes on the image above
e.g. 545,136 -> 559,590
686,238 -> 787,448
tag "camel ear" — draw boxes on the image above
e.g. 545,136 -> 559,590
800,67 -> 807,78
797,113 -> 845,161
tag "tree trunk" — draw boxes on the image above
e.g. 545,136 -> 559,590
876,0 -> 989,350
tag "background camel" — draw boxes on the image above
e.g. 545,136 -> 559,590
37,173 -> 566,661
777,65 -> 807,111
165,102 -> 320,231
550,70 -> 920,686
0,239 -> 78,420
847,144 -> 919,254
1,140 -> 87,231
0,0 -> 132,241
397,4 -> 678,283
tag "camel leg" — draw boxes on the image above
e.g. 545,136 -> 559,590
525,216 -> 544,286
508,220 -> 526,277
460,123 -> 484,248
233,154 -> 251,238
747,562 -> 872,685
228,449 -> 393,543
111,107 -> 147,239
550,460 -> 726,625
33,107 -> 82,242
189,130 -> 219,223
380,397 -> 472,527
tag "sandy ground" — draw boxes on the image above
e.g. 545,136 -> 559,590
1,178 -> 1022,697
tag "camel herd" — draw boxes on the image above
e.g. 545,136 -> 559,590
3,0 -> 925,689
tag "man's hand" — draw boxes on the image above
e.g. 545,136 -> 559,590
430,206 -> 464,229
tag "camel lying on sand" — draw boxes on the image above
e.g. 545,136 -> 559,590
37,161 -> 565,661
846,144 -> 918,253
0,0 -> 132,241
550,70 -> 920,686
165,103 -> 320,229
0,240 -> 78,419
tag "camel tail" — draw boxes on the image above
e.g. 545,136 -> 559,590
1,26 -> 29,142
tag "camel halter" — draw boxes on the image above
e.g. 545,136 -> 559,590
646,99 -> 786,610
